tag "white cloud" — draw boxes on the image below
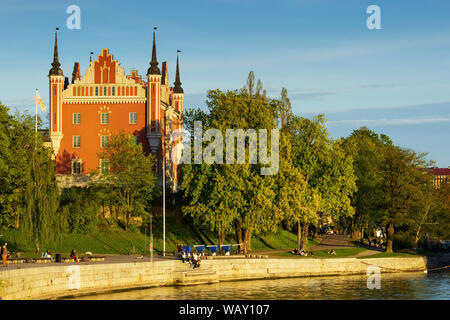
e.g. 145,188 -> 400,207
328,116 -> 450,127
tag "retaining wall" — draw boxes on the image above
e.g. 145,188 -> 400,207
0,256 -> 428,300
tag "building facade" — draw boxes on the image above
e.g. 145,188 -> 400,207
428,167 -> 450,188
48,30 -> 184,190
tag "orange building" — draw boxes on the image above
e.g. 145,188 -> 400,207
48,30 -> 184,190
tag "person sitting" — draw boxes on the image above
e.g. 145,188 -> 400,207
70,249 -> 79,262
181,251 -> 189,263
308,249 -> 313,256
300,249 -> 307,256
177,243 -> 182,253
330,249 -> 336,255
192,252 -> 201,269
43,250 -> 54,262
291,248 -> 299,255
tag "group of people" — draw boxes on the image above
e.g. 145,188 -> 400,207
177,244 -> 201,269
291,248 -> 314,256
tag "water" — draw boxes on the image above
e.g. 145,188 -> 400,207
73,271 -> 449,300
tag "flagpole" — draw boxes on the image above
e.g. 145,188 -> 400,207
35,89 -> 38,133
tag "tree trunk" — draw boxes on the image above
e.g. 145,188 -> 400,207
35,236 -> 40,254
243,228 -> 253,253
300,223 -> 308,250
235,219 -> 243,253
386,222 -> 394,253
415,206 -> 430,249
14,212 -> 19,229
312,225 -> 319,241
297,221 -> 302,247
218,231 -> 225,246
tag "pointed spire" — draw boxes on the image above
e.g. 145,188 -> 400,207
173,50 -> 183,94
49,28 -> 63,76
147,27 -> 160,75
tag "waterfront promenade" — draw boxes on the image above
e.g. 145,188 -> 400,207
0,253 -> 430,300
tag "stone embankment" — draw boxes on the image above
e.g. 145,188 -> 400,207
0,256 -> 428,300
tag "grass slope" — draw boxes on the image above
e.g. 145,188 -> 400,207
0,216 -> 313,257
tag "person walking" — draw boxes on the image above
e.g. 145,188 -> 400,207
1,243 -> 8,267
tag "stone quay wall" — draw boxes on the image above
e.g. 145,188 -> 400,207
0,256 -> 428,300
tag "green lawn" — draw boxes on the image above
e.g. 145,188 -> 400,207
358,252 -> 420,259
0,216 -> 312,257
270,247 -> 367,258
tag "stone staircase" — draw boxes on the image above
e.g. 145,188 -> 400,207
173,265 -> 218,286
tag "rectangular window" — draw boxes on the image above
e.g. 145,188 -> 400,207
101,135 -> 109,148
95,87 -> 98,96
129,112 -> 137,124
73,113 -> 81,125
104,87 -> 107,96
71,159 -> 82,174
72,135 -> 81,148
112,87 -> 115,96
131,135 -> 138,145
100,159 -> 109,174
101,113 -> 109,124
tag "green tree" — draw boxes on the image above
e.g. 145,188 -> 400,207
379,145 -> 429,252
181,80 -> 282,251
96,131 -> 157,231
284,114 -> 356,249
0,103 -> 62,252
341,127 -> 386,240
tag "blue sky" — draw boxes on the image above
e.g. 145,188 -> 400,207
0,0 -> 449,166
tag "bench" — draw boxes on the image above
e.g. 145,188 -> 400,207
7,258 -> 25,264
89,256 -> 105,262
34,257 -> 53,264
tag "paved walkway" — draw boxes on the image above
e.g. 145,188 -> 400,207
0,254 -> 175,272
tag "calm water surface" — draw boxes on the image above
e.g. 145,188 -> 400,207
73,272 -> 449,300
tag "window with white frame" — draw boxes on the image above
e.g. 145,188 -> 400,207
101,112 -> 109,124
73,113 -> 81,125
101,135 -> 109,148
129,112 -> 137,124
130,135 -> 138,145
100,159 -> 109,174
73,135 -> 81,148
71,159 -> 82,174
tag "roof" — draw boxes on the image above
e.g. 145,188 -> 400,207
429,167 -> 450,176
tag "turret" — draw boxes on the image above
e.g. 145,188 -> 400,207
172,51 -> 184,114
48,28 -> 64,156
146,28 -> 162,155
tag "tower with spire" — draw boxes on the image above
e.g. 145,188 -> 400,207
48,28 -> 64,157
146,28 -> 162,158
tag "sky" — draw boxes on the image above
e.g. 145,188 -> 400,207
0,0 -> 449,167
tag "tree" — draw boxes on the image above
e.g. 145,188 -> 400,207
341,127 -> 386,241
181,82 -> 282,251
278,87 -> 292,129
379,145 -> 429,252
0,103 -> 62,252
283,114 -> 356,249
96,131 -> 157,231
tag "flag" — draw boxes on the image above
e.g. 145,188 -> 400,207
36,90 -> 46,111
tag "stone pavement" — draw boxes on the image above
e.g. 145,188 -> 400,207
0,253 -> 175,272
